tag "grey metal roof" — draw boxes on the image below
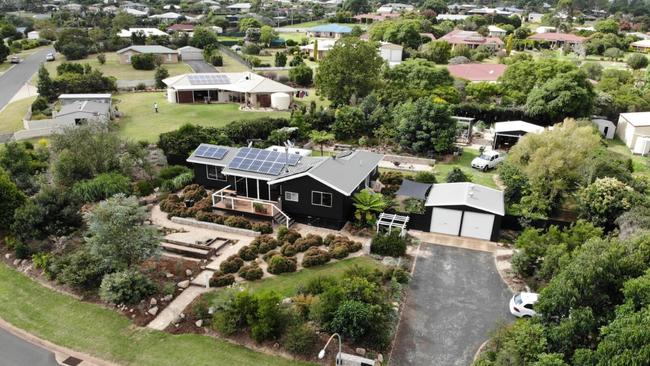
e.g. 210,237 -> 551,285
56,101 -> 110,117
395,179 -> 431,200
116,45 -> 176,54
425,182 -> 505,215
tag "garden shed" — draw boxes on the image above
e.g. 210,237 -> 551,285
425,183 -> 504,241
178,46 -> 204,61
492,120 -> 544,149
592,118 -> 615,139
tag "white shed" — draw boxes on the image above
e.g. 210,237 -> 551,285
425,183 -> 504,241
27,31 -> 40,40
616,112 -> 650,153
380,42 -> 403,66
178,46 -> 203,61
592,118 -> 615,139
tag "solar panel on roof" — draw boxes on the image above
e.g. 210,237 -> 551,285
187,74 -> 231,86
194,145 -> 228,160
227,147 -> 302,176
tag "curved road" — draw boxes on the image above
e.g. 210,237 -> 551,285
0,47 -> 53,111
0,328 -> 59,366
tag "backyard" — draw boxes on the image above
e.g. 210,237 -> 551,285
0,262 -> 311,366
115,92 -> 290,142
607,136 -> 650,178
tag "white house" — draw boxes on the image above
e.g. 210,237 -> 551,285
527,12 -> 544,23
227,3 -> 251,13
27,31 -> 40,40
376,3 -> 414,14
379,42 -> 402,66
117,27 -> 168,38
150,12 -> 185,21
616,112 -> 650,155
631,40 -> 650,52
535,26 -> 556,33
592,118 -> 616,139
123,8 -> 148,17
488,25 -> 507,37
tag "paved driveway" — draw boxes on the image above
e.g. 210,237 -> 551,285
0,47 -> 53,111
0,328 -> 59,366
391,244 -> 513,366
185,60 -> 217,73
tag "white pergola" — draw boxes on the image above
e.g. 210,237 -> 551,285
376,213 -> 410,237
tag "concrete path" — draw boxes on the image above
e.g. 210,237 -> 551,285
409,230 -> 498,253
147,286 -> 210,330
0,47 -> 53,112
185,60 -> 217,73
390,243 -> 513,366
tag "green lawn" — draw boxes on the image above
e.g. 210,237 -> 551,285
115,92 -> 290,142
0,263 -> 311,366
0,96 -> 36,134
0,62 -> 14,73
43,52 -> 193,80
203,257 -> 383,305
607,136 -> 650,177
220,52 -> 250,72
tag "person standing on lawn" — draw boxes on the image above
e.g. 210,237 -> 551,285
154,102 -> 159,113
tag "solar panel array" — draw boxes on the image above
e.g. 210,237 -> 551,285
187,74 -> 230,86
228,147 -> 301,176
194,145 -> 229,160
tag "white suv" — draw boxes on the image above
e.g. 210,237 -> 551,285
471,150 -> 504,172
509,292 -> 539,317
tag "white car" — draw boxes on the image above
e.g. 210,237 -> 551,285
471,150 -> 505,171
509,292 -> 539,317
46,53 -> 55,61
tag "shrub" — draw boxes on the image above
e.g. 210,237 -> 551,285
277,227 -> 301,244
31,96 -> 49,113
252,222 -> 273,234
134,180 -> 154,196
414,171 -> 437,184
195,211 -> 224,224
224,216 -> 253,229
161,172 -> 194,192
301,247 -> 331,267
97,53 -> 106,64
72,173 -> 131,202
289,63 -> 313,86
238,263 -> 263,281
263,250 -> 280,262
155,66 -> 169,89
328,235 -> 362,255
182,184 -> 207,202
283,323 -> 319,355
158,165 -> 192,180
446,167 -> 472,183
14,240 -> 30,259
32,253 -> 51,270
238,245 -> 258,261
210,272 -> 236,287
383,266 -> 410,284
404,197 -> 425,214
131,53 -> 157,70
220,255 -> 244,274
48,248 -> 109,290
281,243 -> 298,257
267,255 -> 297,274
99,269 -> 157,305
293,234 -> 323,252
251,235 -> 279,254
371,231 -> 408,257
626,53 -> 648,70
330,244 -> 350,259
243,44 -> 261,55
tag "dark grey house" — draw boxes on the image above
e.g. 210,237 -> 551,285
187,144 -> 383,228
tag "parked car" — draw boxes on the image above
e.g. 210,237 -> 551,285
471,150 -> 505,171
45,53 -> 55,61
509,292 -> 539,317
10,56 -> 21,64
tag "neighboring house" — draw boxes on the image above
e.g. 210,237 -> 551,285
163,72 -> 296,109
468,7 -> 512,15
574,26 -> 596,32
436,14 -> 469,21
627,32 -> 650,40
116,45 -> 179,64
59,93 -> 112,106
307,24 -> 352,39
300,39 -> 336,60
425,182 -> 504,241
447,63 -> 507,82
488,25 -> 506,37
616,112 -> 650,155
178,46 -> 203,61
187,145 -> 383,229
227,3 -> 251,13
376,3 -> 414,13
27,31 -> 40,40
380,42 -> 403,66
592,117 -> 616,139
354,12 -> 401,23
123,7 -> 147,16
168,23 -> 194,33
631,39 -> 650,52
150,12 -> 185,22
53,100 -> 111,126
527,12 -> 544,23
492,120 -> 544,149
163,4 -> 180,10
534,26 -> 557,33
527,32 -> 586,46
439,29 -> 504,49
117,27 -> 168,38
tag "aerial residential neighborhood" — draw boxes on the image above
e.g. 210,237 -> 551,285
1,0 -> 650,365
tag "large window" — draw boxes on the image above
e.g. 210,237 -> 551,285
285,191 -> 299,202
312,191 -> 333,207
206,166 -> 226,181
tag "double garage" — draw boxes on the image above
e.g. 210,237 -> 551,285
425,183 -> 504,242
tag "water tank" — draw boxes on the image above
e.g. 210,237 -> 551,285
271,92 -> 291,110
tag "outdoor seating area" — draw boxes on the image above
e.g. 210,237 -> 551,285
211,187 -> 291,226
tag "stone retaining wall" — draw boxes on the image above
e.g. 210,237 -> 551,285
171,217 -> 261,237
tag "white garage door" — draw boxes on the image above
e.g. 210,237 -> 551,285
460,211 -> 495,240
430,208 -> 462,236
181,51 -> 203,61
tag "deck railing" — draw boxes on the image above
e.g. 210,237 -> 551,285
212,186 -> 291,227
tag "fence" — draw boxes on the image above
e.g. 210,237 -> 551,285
218,44 -> 252,69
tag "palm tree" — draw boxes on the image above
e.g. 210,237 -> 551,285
352,188 -> 386,227
309,130 -> 335,156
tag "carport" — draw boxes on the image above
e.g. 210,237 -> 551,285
492,120 -> 544,149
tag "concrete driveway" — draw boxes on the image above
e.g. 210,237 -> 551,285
0,328 -> 59,366
185,60 -> 217,73
390,243 -> 513,366
0,47 -> 53,111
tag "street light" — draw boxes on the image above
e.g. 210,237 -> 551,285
318,333 -> 342,361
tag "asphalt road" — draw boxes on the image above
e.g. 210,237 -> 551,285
0,328 -> 59,366
0,47 -> 53,111
391,244 -> 513,366
185,60 -> 217,73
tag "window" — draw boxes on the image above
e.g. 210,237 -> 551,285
312,191 -> 333,207
284,191 -> 299,202
206,166 -> 226,181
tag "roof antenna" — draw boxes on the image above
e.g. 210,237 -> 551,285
283,140 -> 293,172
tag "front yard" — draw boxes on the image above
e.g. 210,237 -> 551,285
0,262 -> 311,366
115,92 -> 290,142
0,96 -> 36,134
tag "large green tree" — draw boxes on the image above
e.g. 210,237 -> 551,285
524,71 -> 595,122
0,168 -> 25,229
394,98 -> 456,154
315,37 -> 383,105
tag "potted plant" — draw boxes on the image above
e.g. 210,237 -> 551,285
253,202 -> 268,214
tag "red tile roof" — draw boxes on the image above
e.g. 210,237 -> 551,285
447,63 -> 507,82
440,29 -> 504,46
168,23 -> 195,31
527,32 -> 586,43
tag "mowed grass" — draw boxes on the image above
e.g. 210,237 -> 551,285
607,136 -> 650,177
0,96 -> 36,133
0,263 -> 312,366
220,52 -> 250,72
43,52 -> 192,80
115,92 -> 290,142
203,256 -> 384,305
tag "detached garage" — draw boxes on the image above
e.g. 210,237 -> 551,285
178,46 -> 204,61
425,183 -> 504,241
